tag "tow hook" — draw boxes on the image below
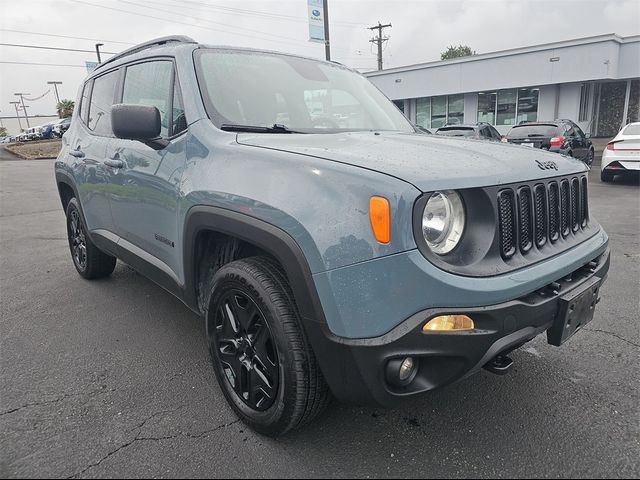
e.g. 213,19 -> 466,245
483,354 -> 514,375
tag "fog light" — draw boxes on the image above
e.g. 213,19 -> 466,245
423,314 -> 474,332
399,357 -> 415,381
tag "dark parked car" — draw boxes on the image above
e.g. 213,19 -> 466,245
435,123 -> 502,141
506,120 -> 594,165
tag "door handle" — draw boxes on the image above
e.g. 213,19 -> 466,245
69,148 -> 85,158
104,159 -> 124,168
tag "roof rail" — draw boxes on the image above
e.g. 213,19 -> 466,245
95,35 -> 197,72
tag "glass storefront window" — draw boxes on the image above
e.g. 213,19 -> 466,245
516,88 -> 539,124
497,89 -> 517,125
477,91 -> 496,123
431,96 -> 447,128
447,94 -> 464,125
392,100 -> 404,113
416,97 -> 430,129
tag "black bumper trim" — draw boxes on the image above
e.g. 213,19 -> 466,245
307,248 -> 610,407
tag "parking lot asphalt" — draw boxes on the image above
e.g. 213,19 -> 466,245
1,158 -> 638,479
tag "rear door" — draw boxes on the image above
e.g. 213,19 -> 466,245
108,59 -> 188,279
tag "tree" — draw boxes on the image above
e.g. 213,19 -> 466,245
0,126 -> 7,137
57,99 -> 75,118
441,45 -> 476,60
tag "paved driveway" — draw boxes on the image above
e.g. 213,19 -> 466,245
1,159 -> 638,478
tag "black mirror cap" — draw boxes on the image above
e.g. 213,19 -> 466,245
111,104 -> 161,141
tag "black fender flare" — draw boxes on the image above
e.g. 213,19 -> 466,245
182,205 -> 327,327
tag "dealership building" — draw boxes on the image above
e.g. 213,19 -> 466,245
365,34 -> 640,138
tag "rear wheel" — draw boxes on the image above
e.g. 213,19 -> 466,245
600,170 -> 614,182
205,256 -> 331,436
66,198 -> 116,279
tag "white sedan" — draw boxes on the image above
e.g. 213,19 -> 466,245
601,122 -> 640,182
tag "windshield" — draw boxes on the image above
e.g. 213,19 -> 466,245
195,49 -> 413,133
436,127 -> 476,137
507,124 -> 558,138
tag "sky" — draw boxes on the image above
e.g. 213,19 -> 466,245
1,0 -> 639,117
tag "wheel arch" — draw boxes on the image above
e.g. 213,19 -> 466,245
55,171 -> 79,213
183,205 -> 327,328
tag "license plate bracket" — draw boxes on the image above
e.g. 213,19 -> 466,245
547,277 -> 601,346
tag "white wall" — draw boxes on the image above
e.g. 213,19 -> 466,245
367,35 -> 639,101
537,84 -> 559,121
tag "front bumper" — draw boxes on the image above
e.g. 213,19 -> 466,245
306,248 -> 610,406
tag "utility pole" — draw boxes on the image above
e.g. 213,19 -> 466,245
95,43 -> 103,63
47,81 -> 62,104
14,93 -> 30,128
323,0 -> 331,61
368,22 -> 392,71
10,101 -> 23,130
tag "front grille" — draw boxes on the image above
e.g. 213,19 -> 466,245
498,175 -> 589,259
560,179 -> 571,237
533,185 -> 547,247
498,190 -> 516,258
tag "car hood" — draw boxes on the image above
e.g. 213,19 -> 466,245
237,131 -> 587,192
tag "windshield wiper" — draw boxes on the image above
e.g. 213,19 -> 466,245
220,123 -> 305,134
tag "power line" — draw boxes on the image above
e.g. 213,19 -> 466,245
0,61 -> 87,68
0,28 -> 134,46
116,0 -> 307,45
154,0 -> 367,27
0,43 -> 118,54
68,0 -> 311,49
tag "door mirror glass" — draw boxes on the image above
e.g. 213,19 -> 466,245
111,104 -> 161,141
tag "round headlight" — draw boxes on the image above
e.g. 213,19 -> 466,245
422,190 -> 465,255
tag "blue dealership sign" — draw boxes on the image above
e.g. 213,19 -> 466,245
308,0 -> 325,43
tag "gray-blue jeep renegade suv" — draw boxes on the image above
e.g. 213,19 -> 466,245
55,36 -> 610,436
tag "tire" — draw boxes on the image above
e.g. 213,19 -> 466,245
65,198 -> 116,279
204,256 -> 331,436
600,171 -> 614,183
586,149 -> 594,167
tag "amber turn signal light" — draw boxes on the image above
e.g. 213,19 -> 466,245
369,196 -> 390,244
423,315 -> 474,332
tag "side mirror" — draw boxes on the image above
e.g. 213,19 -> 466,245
111,104 -> 167,149
585,133 -> 591,139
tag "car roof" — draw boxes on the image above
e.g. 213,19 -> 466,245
90,35 -> 355,79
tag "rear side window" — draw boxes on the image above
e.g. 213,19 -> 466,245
123,61 -> 173,138
507,125 -> 558,138
622,124 -> 640,135
79,81 -> 91,125
436,127 -> 476,137
88,70 -> 119,136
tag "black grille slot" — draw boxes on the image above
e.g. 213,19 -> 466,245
498,189 -> 516,259
533,184 -> 547,247
571,178 -> 580,232
548,181 -> 560,242
560,179 -> 570,237
581,177 -> 589,227
518,187 -> 533,253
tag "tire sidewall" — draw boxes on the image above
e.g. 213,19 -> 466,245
205,263 -> 300,434
65,198 -> 87,275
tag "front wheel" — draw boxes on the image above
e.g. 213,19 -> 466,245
66,198 -> 116,279
205,256 -> 331,436
586,149 -> 594,167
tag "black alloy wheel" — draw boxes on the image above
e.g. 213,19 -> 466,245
213,290 -> 279,411
68,208 -> 87,271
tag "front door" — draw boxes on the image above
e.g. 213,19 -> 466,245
108,59 -> 188,279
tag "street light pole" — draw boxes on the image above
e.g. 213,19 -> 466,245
9,101 -> 23,130
95,43 -> 103,63
14,93 -> 30,128
47,81 -> 62,104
